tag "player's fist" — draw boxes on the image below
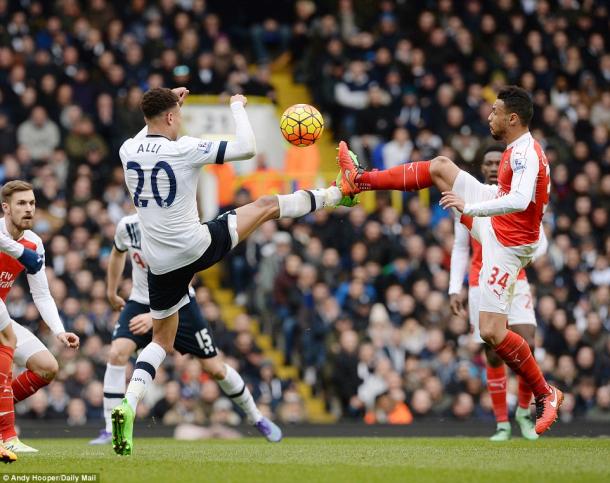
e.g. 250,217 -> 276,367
107,292 -> 126,311
18,248 -> 44,274
129,313 -> 153,335
172,87 -> 190,106
230,94 -> 247,106
57,332 -> 80,349
449,293 -> 467,318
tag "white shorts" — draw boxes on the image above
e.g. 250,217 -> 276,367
454,171 -> 538,315
469,280 -> 537,343
13,321 -> 47,366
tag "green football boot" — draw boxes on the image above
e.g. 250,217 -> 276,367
515,406 -> 539,441
111,399 -> 135,455
489,421 -> 512,442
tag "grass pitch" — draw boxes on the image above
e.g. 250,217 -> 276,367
1,438 -> 609,483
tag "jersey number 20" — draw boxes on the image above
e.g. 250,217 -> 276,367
127,161 -> 177,208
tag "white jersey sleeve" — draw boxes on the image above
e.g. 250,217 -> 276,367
177,136 -> 228,168
0,230 -> 24,259
532,224 -> 548,262
25,234 -> 65,335
223,101 -> 256,162
449,215 -> 470,295
463,148 -> 538,217
113,218 -> 130,253
114,214 -> 150,305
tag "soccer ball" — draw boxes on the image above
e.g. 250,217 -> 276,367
279,104 -> 324,147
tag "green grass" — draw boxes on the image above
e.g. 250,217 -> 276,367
2,438 -> 609,483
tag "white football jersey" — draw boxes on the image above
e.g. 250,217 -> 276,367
114,213 -> 149,304
119,133 -> 227,274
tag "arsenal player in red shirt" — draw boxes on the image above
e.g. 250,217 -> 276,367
337,86 -> 562,435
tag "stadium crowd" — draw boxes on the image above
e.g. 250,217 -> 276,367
0,0 -> 609,429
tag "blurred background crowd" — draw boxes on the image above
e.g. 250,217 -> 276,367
0,0 -> 609,430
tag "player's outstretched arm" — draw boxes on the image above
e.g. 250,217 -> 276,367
107,246 -> 128,311
27,258 -> 74,344
223,94 -> 256,161
444,152 -> 538,216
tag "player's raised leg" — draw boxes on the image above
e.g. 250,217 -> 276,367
0,311 -> 17,463
336,140 -> 461,195
231,184 -> 348,244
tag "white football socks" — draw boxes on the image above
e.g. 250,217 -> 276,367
277,187 -> 342,218
217,364 -> 262,424
124,342 -> 166,411
103,363 -> 126,432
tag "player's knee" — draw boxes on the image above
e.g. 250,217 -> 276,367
429,155 -> 453,177
479,324 -> 500,347
33,354 -> 59,382
202,359 -> 226,380
0,330 -> 16,349
109,346 -> 130,366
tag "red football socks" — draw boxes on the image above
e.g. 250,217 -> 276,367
12,369 -> 49,403
494,331 -> 550,398
357,161 -> 432,191
517,376 -> 533,409
486,364 -> 508,423
0,345 -> 16,441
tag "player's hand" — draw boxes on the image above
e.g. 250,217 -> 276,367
57,332 -> 80,349
449,293 -> 467,318
129,313 -> 153,335
440,191 -> 465,213
230,94 -> 247,106
172,87 -> 190,106
107,292 -> 126,311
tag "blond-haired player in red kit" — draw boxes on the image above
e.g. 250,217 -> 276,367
0,181 -> 79,459
337,85 -> 563,435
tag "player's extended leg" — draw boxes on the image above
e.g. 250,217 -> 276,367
510,323 -> 538,440
0,318 -> 17,463
336,140 -> 461,195
113,314 -> 178,455
484,347 -> 511,442
199,356 -> 282,442
231,183 -> 347,244
90,338 -> 136,445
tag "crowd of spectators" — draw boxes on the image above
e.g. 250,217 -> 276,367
0,0 -> 608,430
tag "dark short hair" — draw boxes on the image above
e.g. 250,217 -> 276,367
140,88 -> 179,119
1,180 -> 33,202
497,85 -> 533,126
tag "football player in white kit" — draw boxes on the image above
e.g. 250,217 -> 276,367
337,86 -> 563,435
449,146 -> 547,441
112,87 -> 354,455
90,212 -> 276,445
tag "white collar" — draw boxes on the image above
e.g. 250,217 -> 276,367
507,131 -> 532,149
